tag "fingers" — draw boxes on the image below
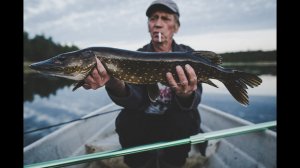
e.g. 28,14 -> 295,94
83,58 -> 110,90
176,65 -> 188,91
95,57 -> 107,79
166,64 -> 198,97
90,68 -> 102,84
185,64 -> 197,91
82,83 -> 91,90
83,69 -> 100,90
166,72 -> 178,89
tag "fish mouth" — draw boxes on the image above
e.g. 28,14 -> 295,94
29,61 -> 46,71
30,60 -> 63,73
30,60 -> 93,81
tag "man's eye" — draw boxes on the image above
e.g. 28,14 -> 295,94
149,18 -> 155,21
162,17 -> 171,21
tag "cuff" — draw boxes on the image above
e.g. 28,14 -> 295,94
106,84 -> 143,109
174,91 -> 198,111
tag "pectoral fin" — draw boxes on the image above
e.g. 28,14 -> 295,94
72,80 -> 85,91
147,84 -> 160,102
203,79 -> 218,88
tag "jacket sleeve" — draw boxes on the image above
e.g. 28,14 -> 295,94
173,83 -> 202,111
105,84 -> 148,110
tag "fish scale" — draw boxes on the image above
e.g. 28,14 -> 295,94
30,47 -> 262,106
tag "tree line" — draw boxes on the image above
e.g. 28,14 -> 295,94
24,31 -> 276,63
24,31 -> 79,62
220,50 -> 276,63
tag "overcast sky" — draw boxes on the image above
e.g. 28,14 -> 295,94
24,0 -> 276,53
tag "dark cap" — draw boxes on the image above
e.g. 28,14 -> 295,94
146,0 -> 180,17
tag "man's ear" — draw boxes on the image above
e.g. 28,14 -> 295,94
174,24 -> 179,34
175,29 -> 178,34
147,22 -> 151,33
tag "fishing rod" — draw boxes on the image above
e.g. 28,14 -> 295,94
24,121 -> 276,168
24,108 -> 123,135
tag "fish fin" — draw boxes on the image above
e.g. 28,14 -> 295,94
191,51 -> 222,65
147,84 -> 160,102
222,71 -> 262,106
72,63 -> 97,91
236,71 -> 262,88
72,80 -> 85,91
203,79 -> 218,88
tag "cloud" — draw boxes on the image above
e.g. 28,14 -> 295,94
24,0 -> 276,52
176,29 -> 276,53
177,0 -> 276,35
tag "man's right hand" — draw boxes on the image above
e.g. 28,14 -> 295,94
83,57 -> 110,90
83,57 -> 128,97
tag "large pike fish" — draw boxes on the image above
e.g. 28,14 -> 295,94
30,47 -> 262,106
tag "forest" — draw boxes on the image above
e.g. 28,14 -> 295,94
24,31 -> 79,62
220,50 -> 276,63
24,31 -> 276,63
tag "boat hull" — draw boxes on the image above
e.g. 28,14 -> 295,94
24,103 -> 276,168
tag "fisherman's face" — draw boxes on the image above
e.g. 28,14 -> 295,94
148,11 -> 179,44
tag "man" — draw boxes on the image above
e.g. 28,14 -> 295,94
83,0 -> 207,167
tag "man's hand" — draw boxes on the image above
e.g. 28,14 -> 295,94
166,64 -> 197,98
83,57 -> 127,97
83,57 -> 110,90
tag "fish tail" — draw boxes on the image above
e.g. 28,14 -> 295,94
222,71 -> 262,106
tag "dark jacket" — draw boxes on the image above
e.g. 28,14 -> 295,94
105,40 -> 206,167
105,40 -> 202,133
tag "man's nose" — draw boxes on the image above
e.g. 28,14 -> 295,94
154,18 -> 163,28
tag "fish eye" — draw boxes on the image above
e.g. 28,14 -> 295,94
53,56 -> 66,64
81,51 -> 93,58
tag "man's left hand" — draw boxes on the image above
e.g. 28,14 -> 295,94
166,64 -> 197,98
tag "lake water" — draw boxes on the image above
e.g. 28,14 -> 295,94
23,75 -> 276,147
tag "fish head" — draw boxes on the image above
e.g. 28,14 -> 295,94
30,50 -> 96,81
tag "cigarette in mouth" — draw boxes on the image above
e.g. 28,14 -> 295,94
158,32 -> 161,42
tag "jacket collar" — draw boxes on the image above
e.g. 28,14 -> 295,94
147,40 -> 180,52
